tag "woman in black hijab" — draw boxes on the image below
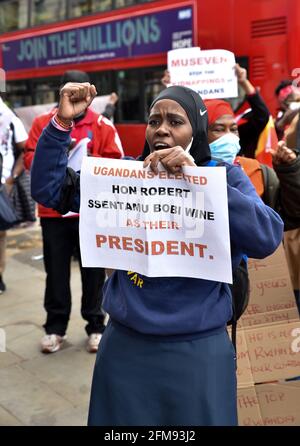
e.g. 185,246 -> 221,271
141,85 -> 211,166
31,84 -> 283,426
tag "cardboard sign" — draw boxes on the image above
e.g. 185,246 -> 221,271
241,244 -> 299,327
235,322 -> 300,387
238,382 -> 300,426
79,157 -> 232,282
167,47 -> 238,99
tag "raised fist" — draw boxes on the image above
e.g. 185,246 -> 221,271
57,82 -> 97,122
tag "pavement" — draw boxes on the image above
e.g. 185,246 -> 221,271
0,222 -> 97,426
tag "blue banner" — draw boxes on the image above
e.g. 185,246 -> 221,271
1,6 -> 193,71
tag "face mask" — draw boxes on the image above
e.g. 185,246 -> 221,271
209,133 -> 241,164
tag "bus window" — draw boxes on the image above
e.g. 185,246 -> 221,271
5,80 -> 33,108
31,77 -> 60,105
32,0 -> 67,25
35,84 -> 56,105
116,69 -> 141,122
115,0 -> 136,7
69,0 -> 113,17
143,67 -> 165,121
89,71 -> 113,97
0,0 -> 28,32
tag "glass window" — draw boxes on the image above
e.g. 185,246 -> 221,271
89,71 -> 112,96
34,82 -> 58,105
32,0 -> 67,25
69,0 -> 92,17
116,69 -> 141,122
91,0 -> 112,13
6,80 -> 33,107
115,0 -> 136,8
143,67 -> 165,121
70,0 -> 113,18
0,0 -> 28,32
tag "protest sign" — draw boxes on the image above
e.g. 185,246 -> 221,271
167,47 -> 238,99
240,244 -> 299,328
79,157 -> 232,282
238,382 -> 300,426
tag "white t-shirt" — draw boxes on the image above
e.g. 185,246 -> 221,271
0,114 -> 28,182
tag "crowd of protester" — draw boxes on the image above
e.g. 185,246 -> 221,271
0,63 -> 299,426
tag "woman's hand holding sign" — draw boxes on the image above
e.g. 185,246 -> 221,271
143,146 -> 196,175
57,82 -> 97,125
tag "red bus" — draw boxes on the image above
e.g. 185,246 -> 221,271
1,0 -> 299,157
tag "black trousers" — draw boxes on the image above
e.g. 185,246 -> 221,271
41,217 -> 106,336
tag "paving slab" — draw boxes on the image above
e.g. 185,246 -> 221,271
0,405 -> 24,426
0,365 -> 75,426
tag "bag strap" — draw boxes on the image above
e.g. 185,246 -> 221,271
231,321 -> 237,353
0,153 -> 3,182
260,163 -> 279,209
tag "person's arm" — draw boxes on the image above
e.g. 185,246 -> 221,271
284,112 -> 300,149
30,122 -> 80,211
226,164 -> 283,259
272,141 -> 300,219
5,116 -> 27,191
276,107 -> 299,131
235,64 -> 270,133
31,82 -> 97,213
102,92 -> 118,120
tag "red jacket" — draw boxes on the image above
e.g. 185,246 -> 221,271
25,108 -> 123,217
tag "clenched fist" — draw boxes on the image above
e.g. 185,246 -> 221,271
57,82 -> 97,123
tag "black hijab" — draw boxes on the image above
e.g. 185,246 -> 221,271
141,86 -> 211,166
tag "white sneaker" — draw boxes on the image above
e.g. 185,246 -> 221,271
41,334 -> 65,354
87,333 -> 102,353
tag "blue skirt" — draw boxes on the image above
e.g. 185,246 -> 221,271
88,322 -> 237,426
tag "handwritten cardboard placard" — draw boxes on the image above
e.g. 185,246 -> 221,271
238,382 -> 300,426
241,308 -> 299,329
241,244 -> 298,327
235,322 -> 300,386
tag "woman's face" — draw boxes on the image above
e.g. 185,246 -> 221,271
146,99 -> 193,153
207,114 -> 239,143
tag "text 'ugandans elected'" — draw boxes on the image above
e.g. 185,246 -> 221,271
96,235 -> 208,257
93,166 -> 207,185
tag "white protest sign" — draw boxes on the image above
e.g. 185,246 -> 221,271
62,138 -> 89,218
168,47 -> 238,99
15,95 -> 110,132
79,158 -> 232,282
67,137 -> 89,172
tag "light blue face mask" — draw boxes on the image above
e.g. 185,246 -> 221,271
209,133 -> 241,164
